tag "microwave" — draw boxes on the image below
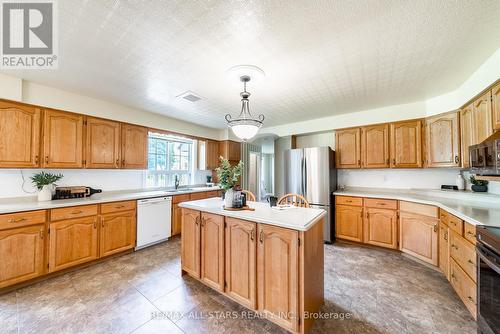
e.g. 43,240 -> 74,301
470,136 -> 500,175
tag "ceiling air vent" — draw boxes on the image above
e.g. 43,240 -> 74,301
176,91 -> 202,102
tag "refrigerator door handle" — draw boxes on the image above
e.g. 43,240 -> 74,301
303,156 -> 308,196
300,156 -> 305,195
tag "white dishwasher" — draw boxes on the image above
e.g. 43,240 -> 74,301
136,196 -> 172,250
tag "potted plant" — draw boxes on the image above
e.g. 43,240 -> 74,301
470,175 -> 488,192
31,172 -> 63,201
215,157 -> 243,208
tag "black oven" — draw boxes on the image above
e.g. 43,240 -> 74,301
477,226 -> 500,334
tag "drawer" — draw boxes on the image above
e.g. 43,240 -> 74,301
0,210 -> 47,231
399,201 -> 438,218
190,192 -> 207,201
450,230 -> 476,282
442,211 -> 463,235
172,194 -> 190,204
464,223 -> 476,245
205,191 -> 219,198
50,205 -> 98,221
100,201 -> 136,214
336,196 -> 363,206
363,198 -> 398,210
450,258 -> 477,319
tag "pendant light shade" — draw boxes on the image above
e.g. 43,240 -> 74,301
225,75 -> 264,141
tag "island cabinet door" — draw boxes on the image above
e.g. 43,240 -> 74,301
200,212 -> 224,291
225,218 -> 256,309
48,216 -> 98,272
181,209 -> 201,278
257,224 -> 299,333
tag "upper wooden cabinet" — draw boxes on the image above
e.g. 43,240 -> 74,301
121,124 -> 148,169
198,139 -> 220,170
0,101 -> 41,168
219,140 -> 241,161
85,117 -> 121,169
473,91 -> 493,144
425,112 -> 460,167
335,128 -> 361,168
390,120 -> 422,168
492,82 -> 500,131
361,124 -> 390,168
42,109 -> 84,168
460,104 -> 475,168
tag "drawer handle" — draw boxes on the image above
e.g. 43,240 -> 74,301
451,273 -> 456,280
377,203 -> 386,206
115,205 -> 125,209
345,200 -> 352,203
451,244 -> 458,249
468,259 -> 474,265
467,296 -> 476,305
71,210 -> 83,215
7,217 -> 26,223
466,231 -> 475,236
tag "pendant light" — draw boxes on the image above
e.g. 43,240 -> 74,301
225,75 -> 264,141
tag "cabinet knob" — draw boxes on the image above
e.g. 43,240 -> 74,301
101,218 -> 105,228
93,220 -> 97,229
250,228 -> 255,241
35,155 -> 39,164
454,155 -> 460,164
433,224 -> 437,232
45,156 -> 49,164
259,229 -> 263,243
39,229 -> 44,239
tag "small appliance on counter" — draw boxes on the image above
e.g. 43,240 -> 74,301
53,186 -> 102,200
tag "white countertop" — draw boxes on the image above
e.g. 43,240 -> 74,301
0,186 -> 220,214
334,187 -> 500,227
179,197 -> 326,231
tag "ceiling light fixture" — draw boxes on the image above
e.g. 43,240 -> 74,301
225,75 -> 265,141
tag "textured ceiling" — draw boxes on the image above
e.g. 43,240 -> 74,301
4,0 -> 500,129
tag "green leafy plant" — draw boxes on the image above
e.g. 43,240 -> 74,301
215,157 -> 243,191
470,175 -> 488,186
30,172 -> 63,190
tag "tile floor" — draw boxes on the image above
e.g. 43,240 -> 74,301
0,237 -> 477,334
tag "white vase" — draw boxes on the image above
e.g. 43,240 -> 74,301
224,188 -> 234,208
37,185 -> 53,202
455,174 -> 465,191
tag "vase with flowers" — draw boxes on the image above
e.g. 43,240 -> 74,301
215,157 -> 244,208
31,171 -> 63,201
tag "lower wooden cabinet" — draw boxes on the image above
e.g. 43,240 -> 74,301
399,211 -> 438,266
363,208 -> 398,249
438,222 -> 450,280
181,208 -> 201,278
0,224 -> 45,288
172,203 -> 182,236
335,204 -> 363,242
450,258 -> 477,319
449,230 -> 476,282
257,224 -> 299,332
225,217 -> 257,309
48,216 -> 98,272
200,212 -> 224,291
99,210 -> 136,257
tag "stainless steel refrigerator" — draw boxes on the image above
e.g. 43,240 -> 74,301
283,147 -> 337,243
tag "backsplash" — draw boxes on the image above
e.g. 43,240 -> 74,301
0,169 -> 212,198
338,168 -> 500,195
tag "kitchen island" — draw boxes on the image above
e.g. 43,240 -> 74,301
179,197 -> 326,334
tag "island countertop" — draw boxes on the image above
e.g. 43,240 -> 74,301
178,197 -> 326,231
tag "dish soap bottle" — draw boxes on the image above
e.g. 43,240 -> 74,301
455,173 -> 465,190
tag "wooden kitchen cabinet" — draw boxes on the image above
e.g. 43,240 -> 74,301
257,224 -> 299,332
48,216 -> 98,272
200,212 -> 224,291
390,120 -> 423,168
225,217 -> 257,309
181,208 -> 201,278
219,140 -> 241,161
361,124 -> 390,168
0,224 -> 45,288
121,124 -> 148,169
85,117 -> 121,168
493,82 -> 500,131
439,222 -> 450,280
0,101 -> 41,168
425,112 -> 460,167
460,104 -> 475,168
335,204 -> 363,242
99,210 -> 136,258
450,258 -> 477,319
449,230 -> 476,282
198,140 -> 220,170
399,202 -> 438,266
363,208 -> 398,249
335,128 -> 361,168
473,91 -> 493,144
42,109 -> 84,168
172,204 -> 182,236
